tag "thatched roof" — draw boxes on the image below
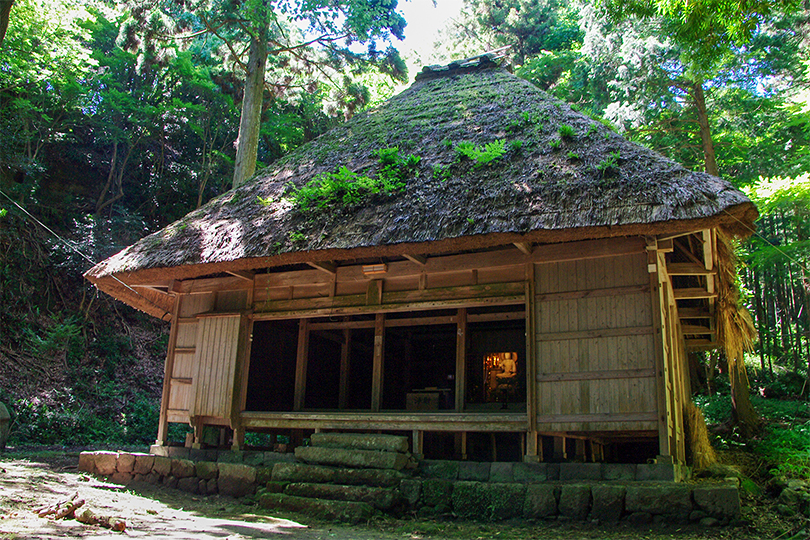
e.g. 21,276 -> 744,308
85,56 -> 757,318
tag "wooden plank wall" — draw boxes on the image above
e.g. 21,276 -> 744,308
188,315 -> 242,420
534,251 -> 659,433
165,293 -> 214,423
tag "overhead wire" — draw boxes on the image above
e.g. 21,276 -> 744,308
0,188 -> 171,319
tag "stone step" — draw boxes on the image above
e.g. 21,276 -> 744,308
272,462 -> 407,487
283,482 -> 399,510
257,492 -> 375,524
295,446 -> 411,470
310,433 -> 409,453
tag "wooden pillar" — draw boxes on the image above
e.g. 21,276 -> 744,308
372,313 -> 385,412
524,265 -> 540,462
455,308 -> 467,412
553,436 -> 566,460
294,318 -> 310,411
339,327 -> 351,409
648,238 -> 673,458
230,314 -> 252,451
156,293 -> 181,446
412,429 -> 424,459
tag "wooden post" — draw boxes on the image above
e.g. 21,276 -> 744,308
648,238 -> 673,459
155,294 -> 181,447
525,265 -> 540,462
372,313 -> 385,412
455,308 -> 467,412
230,314 -> 252,451
412,429 -> 424,459
294,318 -> 310,411
339,327 -> 351,409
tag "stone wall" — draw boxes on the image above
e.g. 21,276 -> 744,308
78,451 -> 740,526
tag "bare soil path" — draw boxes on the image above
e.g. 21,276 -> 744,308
0,453 -> 798,540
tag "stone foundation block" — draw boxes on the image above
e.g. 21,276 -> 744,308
295,446 -> 408,470
452,482 -> 525,521
78,452 -> 96,474
258,493 -> 375,524
625,485 -> 692,519
459,462 -> 490,482
95,452 -> 118,476
400,479 -> 422,506
602,464 -> 636,481
218,462 -> 257,497
110,472 -> 132,485
134,454 -> 155,475
162,475 -> 179,489
422,478 -> 453,507
310,433 -> 409,453
195,461 -> 219,481
523,483 -> 558,519
152,456 -> 172,477
636,463 -> 676,481
489,462 -> 514,483
145,472 -> 161,484
560,463 -> 601,481
559,484 -> 591,521
591,484 -> 625,523
333,467 -> 406,488
116,453 -> 136,474
171,458 -> 195,478
272,462 -> 335,484
284,483 -> 398,510
177,477 -> 199,494
693,484 -> 741,519
420,460 -> 459,480
514,462 -> 547,483
206,478 -> 218,494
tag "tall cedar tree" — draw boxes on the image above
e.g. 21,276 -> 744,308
121,0 -> 408,188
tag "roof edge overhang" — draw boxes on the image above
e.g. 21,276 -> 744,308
85,201 -> 757,320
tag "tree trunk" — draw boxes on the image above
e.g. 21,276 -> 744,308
0,0 -> 13,48
232,29 -> 267,189
691,80 -> 719,177
728,352 -> 760,436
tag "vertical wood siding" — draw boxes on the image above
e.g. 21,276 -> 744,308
535,252 -> 658,432
188,315 -> 241,419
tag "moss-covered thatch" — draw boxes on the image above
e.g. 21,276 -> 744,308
85,57 -> 757,318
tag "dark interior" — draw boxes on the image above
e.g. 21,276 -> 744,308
245,319 -> 298,411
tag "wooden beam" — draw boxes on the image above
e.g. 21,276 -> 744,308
307,261 -> 337,275
513,242 -> 533,255
455,308 -> 467,412
339,328 -> 351,410
226,270 -> 255,282
371,313 -> 385,412
240,411 -> 529,431
536,412 -> 658,424
681,325 -> 714,335
685,339 -> 720,351
677,307 -> 713,318
673,239 -> 704,266
293,318 -> 309,411
532,236 -> 645,264
536,326 -> 654,342
537,368 -> 656,382
667,263 -> 714,276
673,288 -> 717,300
402,253 -> 427,265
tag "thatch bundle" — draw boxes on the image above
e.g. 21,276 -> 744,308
684,401 -> 718,470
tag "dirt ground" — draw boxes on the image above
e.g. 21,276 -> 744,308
0,452 -> 804,540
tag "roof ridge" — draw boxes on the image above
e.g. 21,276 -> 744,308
415,47 -> 511,81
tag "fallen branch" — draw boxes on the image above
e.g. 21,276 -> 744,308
76,508 -> 126,531
34,492 -> 85,519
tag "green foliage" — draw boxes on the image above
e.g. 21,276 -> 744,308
290,147 -> 420,210
432,164 -> 452,181
596,151 -> 621,175
558,124 -> 575,139
455,140 -> 508,166
548,139 -> 562,150
566,150 -> 580,160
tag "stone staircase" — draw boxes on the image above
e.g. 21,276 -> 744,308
257,433 -> 417,523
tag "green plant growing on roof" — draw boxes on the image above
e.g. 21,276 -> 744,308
586,123 -> 599,138
549,138 -> 562,150
289,231 -> 307,243
509,140 -> 523,153
289,147 -> 420,210
566,151 -> 580,161
257,195 -> 274,206
455,140 -> 507,166
596,151 -> 621,176
558,125 -> 575,139
433,164 -> 451,181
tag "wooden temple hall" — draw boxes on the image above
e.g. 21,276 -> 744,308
85,57 -> 758,466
